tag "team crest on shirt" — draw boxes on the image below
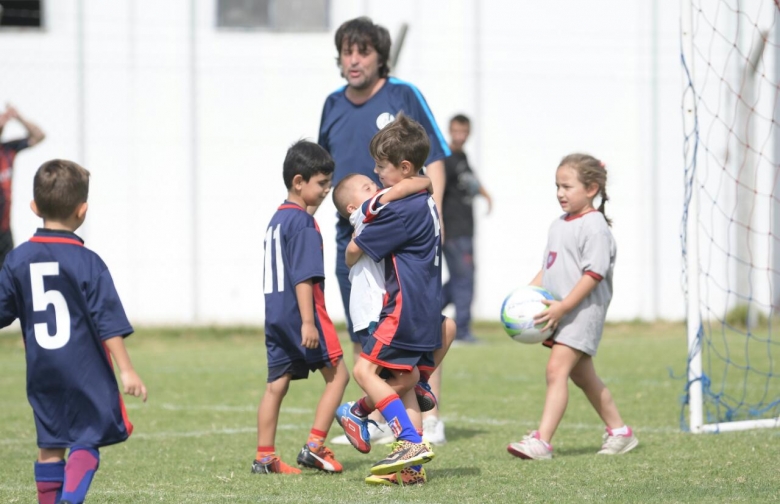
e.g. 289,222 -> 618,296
376,112 -> 395,129
546,252 -> 557,269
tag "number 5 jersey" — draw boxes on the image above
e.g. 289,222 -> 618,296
0,228 -> 134,448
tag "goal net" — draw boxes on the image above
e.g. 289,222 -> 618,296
681,0 -> 780,432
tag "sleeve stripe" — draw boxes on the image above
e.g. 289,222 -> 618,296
388,77 -> 451,157
584,271 -> 603,281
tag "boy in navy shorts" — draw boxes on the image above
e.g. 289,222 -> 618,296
0,159 -> 147,504
252,141 -> 350,475
334,114 -> 443,486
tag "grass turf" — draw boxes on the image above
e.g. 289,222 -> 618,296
0,322 -> 778,503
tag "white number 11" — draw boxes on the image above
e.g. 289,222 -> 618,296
264,224 -> 285,294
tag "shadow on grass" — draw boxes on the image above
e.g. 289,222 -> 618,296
428,467 -> 482,479
442,426 -> 487,442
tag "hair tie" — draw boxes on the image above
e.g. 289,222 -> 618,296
599,160 -> 606,168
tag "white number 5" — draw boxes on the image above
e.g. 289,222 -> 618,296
30,262 -> 71,350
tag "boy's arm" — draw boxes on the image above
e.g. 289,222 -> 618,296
104,336 -> 148,402
345,238 -> 363,268
295,280 -> 320,349
378,175 -> 433,203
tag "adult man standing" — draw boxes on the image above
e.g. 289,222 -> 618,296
441,114 -> 492,344
0,104 -> 46,267
317,17 -> 450,444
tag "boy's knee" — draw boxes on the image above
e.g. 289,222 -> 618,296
266,378 -> 290,397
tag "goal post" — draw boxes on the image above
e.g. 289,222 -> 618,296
681,0 -> 780,433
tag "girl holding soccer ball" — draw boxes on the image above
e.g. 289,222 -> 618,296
507,154 -> 638,460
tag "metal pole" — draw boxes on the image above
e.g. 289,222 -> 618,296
773,7 -> 780,311
650,0 -> 660,319
190,0 -> 199,323
681,0 -> 704,433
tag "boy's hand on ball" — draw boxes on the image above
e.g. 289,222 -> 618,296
301,322 -> 320,349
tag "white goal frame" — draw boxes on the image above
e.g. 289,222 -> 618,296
681,0 -> 780,433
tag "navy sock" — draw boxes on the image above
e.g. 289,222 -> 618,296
61,447 -> 100,504
34,460 -> 65,504
376,394 -> 422,443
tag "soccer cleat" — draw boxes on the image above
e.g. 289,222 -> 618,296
365,466 -> 427,486
251,455 -> 301,474
415,381 -> 438,412
597,427 -> 639,455
507,431 -> 553,460
422,416 -> 447,445
335,402 -> 377,454
296,444 -> 343,473
370,439 -> 435,475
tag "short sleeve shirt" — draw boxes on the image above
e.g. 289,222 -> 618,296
0,228 -> 134,448
263,202 -> 342,367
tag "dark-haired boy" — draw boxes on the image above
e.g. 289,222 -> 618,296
252,140 -> 350,475
0,159 -> 147,504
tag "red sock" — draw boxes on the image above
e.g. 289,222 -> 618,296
352,396 -> 374,417
307,429 -> 327,452
256,445 -> 275,460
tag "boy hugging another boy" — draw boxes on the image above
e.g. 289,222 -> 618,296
332,114 -> 444,486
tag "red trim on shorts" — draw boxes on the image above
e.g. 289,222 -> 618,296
102,342 -> 133,437
375,394 -> 400,411
313,284 -> 343,362
564,209 -> 598,221
360,349 -> 414,372
418,364 -> 435,373
373,256 -> 403,345
29,236 -> 84,247
585,271 -> 603,281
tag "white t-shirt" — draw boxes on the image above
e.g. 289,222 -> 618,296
348,189 -> 389,331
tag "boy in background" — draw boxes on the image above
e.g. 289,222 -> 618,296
0,159 -> 147,504
253,141 -> 350,475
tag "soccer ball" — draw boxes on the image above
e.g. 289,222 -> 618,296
501,286 -> 556,344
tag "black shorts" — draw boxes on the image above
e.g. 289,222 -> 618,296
0,230 -> 13,268
267,357 -> 341,383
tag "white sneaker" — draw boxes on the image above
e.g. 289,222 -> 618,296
597,427 -> 639,455
506,431 -> 553,460
330,433 -> 351,445
369,421 -> 395,445
422,416 -> 447,445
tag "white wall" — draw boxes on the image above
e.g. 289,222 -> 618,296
2,0 -> 761,325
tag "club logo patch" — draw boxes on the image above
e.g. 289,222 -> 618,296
547,251 -> 557,269
376,112 -> 395,130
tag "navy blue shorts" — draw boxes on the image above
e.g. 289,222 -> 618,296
360,336 -> 435,378
267,357 -> 340,383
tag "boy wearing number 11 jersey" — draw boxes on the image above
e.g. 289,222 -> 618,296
0,159 -> 147,504
252,141 -> 349,475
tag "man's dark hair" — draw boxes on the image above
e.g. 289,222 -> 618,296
33,159 -> 90,220
283,140 -> 335,189
334,17 -> 392,78
450,114 -> 471,126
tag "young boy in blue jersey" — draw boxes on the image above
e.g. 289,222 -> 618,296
0,159 -> 147,504
333,114 -> 443,486
332,174 -> 456,455
252,140 -> 350,475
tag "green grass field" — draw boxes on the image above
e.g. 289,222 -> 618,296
1,322 -> 778,503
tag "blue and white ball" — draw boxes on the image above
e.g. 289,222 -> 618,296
501,286 -> 556,344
